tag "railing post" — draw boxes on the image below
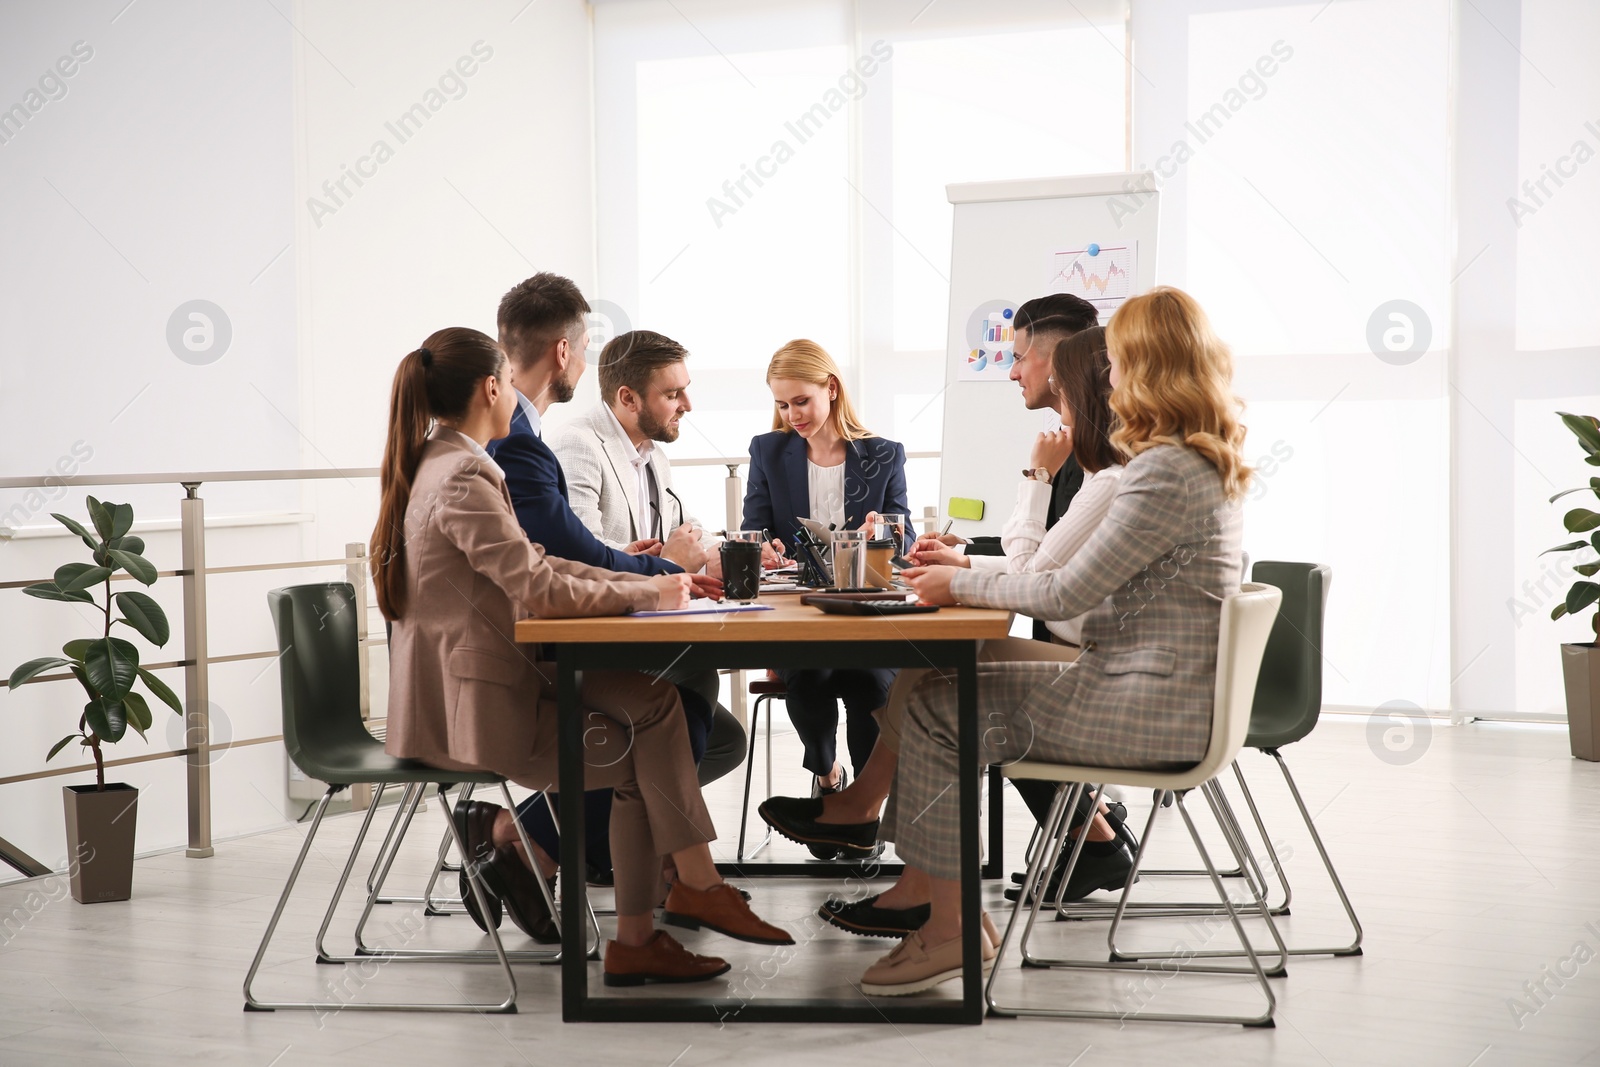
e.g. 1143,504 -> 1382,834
180,482 -> 213,858
346,542 -> 373,812
723,463 -> 742,533
723,463 -> 748,729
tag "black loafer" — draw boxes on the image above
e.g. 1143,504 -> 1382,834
1005,839 -> 1136,905
483,845 -> 561,943
819,893 -> 931,938
758,796 -> 879,855
459,865 -> 503,933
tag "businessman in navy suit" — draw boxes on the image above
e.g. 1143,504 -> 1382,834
478,273 -> 738,912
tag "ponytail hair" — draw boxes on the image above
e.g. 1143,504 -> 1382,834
1106,287 -> 1251,501
765,339 -> 874,441
370,327 -> 504,619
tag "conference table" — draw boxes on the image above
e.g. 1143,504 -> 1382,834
514,597 -> 1012,1025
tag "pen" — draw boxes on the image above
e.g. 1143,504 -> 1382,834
940,519 -> 953,536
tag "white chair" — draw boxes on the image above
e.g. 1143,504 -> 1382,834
986,582 -> 1286,1027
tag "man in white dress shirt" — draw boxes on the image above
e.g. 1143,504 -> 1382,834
550,329 -> 745,786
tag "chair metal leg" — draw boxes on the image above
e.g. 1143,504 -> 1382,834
1092,757 -> 1364,960
508,783 -> 602,958
243,785 -> 518,1014
1103,781 -> 1289,976
369,783 -> 470,913
737,694 -> 774,862
987,782 -> 1076,1008
986,783 -> 1277,1027
1014,783 -> 1086,971
325,787 -> 565,964
536,790 -> 605,954
1272,750 -> 1364,956
1055,772 -> 1276,923
363,783 -> 399,895
1231,761 -> 1292,914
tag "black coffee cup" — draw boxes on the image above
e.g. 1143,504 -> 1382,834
720,540 -> 762,602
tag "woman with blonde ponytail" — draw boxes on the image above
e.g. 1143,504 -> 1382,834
373,327 -> 792,989
850,287 -> 1252,996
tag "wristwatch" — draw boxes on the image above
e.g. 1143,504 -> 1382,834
1022,466 -> 1052,482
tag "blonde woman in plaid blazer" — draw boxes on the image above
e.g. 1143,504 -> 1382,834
861,287 -> 1253,996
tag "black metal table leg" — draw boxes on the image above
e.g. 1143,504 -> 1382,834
957,640 -> 984,1023
557,652 -> 587,1023
555,637 -> 991,1024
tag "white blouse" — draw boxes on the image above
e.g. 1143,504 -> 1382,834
807,460 -> 846,530
983,466 -> 1125,643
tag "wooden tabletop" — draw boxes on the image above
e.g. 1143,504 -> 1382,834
514,598 -> 1012,644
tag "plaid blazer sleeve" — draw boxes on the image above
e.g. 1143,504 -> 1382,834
950,445 -> 1200,622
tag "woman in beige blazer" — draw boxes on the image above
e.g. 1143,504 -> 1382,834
371,326 -> 791,987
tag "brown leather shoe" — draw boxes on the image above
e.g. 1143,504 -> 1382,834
661,882 -> 794,945
603,930 -> 731,987
483,845 -> 560,943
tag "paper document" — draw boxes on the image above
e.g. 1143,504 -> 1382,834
631,600 -> 775,618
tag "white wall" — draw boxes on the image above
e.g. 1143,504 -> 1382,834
0,0 -> 597,870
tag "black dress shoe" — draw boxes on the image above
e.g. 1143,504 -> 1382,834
1004,839 -> 1136,905
459,865 -> 503,933
758,795 -> 880,855
455,800 -> 500,867
482,846 -> 561,943
819,893 -> 931,938
454,800 -> 504,932
805,768 -> 850,860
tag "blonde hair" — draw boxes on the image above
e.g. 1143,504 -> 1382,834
766,339 -> 874,441
1106,287 -> 1251,501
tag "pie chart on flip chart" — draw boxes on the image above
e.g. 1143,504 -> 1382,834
960,300 -> 1018,382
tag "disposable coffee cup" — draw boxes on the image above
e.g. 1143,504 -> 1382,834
865,538 -> 895,588
720,540 -> 762,602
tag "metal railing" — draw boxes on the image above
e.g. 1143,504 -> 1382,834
0,468 -> 385,874
0,451 -> 940,876
0,451 -> 943,877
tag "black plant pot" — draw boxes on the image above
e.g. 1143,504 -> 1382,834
62,783 -> 138,903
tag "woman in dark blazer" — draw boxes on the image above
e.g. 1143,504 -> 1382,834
742,340 -> 908,849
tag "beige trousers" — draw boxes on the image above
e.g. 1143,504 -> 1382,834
514,669 -> 714,915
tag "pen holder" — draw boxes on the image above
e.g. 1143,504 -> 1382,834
720,540 -> 762,602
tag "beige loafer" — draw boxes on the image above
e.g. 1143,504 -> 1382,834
861,915 -> 999,997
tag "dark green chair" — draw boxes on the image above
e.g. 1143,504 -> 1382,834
244,582 -> 518,1014
1227,560 -> 1362,956
1055,562 -> 1362,962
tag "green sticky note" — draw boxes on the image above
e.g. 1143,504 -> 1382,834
948,497 -> 984,521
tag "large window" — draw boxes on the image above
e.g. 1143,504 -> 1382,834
594,0 -> 1128,525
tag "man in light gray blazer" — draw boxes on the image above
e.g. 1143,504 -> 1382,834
550,329 -> 745,786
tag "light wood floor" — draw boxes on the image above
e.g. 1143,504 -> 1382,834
2,717 -> 1598,1066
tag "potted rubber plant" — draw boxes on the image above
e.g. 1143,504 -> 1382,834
1544,412 -> 1600,761
5,496 -> 183,901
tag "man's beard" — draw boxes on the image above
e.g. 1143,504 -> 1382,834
638,406 -> 680,443
549,370 -> 576,405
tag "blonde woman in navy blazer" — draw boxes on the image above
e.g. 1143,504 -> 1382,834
742,340 -> 908,844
